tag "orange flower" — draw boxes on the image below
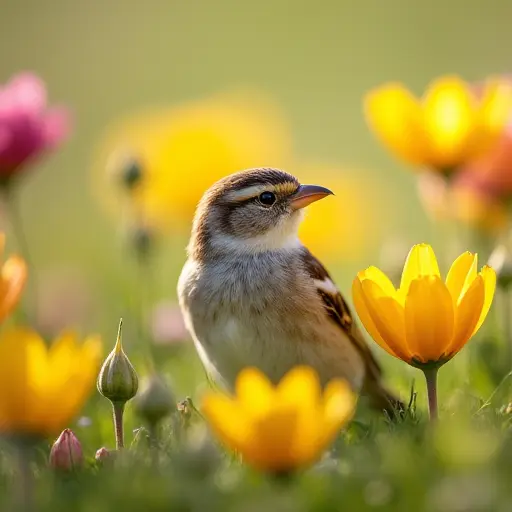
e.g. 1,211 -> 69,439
0,234 -> 27,321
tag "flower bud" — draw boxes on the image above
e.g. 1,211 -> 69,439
95,447 -> 113,463
49,429 -> 83,471
107,151 -> 143,190
488,244 -> 512,289
134,374 -> 175,426
97,319 -> 138,404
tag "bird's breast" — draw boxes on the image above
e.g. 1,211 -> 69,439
177,253 -> 365,389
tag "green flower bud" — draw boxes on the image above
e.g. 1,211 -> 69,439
107,151 -> 143,190
134,374 -> 175,427
488,244 -> 512,289
121,158 -> 142,189
97,319 -> 139,404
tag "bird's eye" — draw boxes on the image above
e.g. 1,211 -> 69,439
259,191 -> 276,206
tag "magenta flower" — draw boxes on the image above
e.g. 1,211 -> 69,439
0,73 -> 70,181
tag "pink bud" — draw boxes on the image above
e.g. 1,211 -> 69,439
95,447 -> 113,463
49,429 -> 83,471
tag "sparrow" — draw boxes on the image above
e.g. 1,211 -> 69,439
178,167 -> 401,414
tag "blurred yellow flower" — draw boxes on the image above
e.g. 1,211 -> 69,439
0,328 -> 102,437
298,165 -> 394,262
93,91 -> 292,232
365,76 -> 512,173
202,366 -> 356,473
352,244 -> 496,367
0,234 -> 27,321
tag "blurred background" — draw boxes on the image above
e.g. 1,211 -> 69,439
2,0 -> 512,420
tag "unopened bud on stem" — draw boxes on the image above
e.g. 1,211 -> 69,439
97,319 -> 139,449
134,374 -> 175,428
97,319 -> 139,403
49,429 -> 83,471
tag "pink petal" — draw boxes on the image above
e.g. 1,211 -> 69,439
42,107 -> 71,148
4,73 -> 47,114
0,126 -> 11,153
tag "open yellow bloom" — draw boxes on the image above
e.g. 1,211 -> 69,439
0,234 -> 27,321
93,91 -> 292,232
352,244 -> 496,367
202,366 -> 356,472
365,76 -> 512,173
0,328 -> 102,437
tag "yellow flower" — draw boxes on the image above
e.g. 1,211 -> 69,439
365,76 -> 512,173
202,366 -> 356,472
0,328 -> 102,437
93,91 -> 292,232
0,234 -> 27,321
352,244 -> 496,367
297,164 -> 397,262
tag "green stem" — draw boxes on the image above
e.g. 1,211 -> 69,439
148,423 -> 159,468
112,402 -> 125,449
423,367 -> 439,420
15,443 -> 34,512
503,290 -> 512,370
3,187 -> 37,320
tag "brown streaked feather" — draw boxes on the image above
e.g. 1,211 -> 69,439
301,248 -> 382,381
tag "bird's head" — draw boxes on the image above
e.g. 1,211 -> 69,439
188,167 -> 333,259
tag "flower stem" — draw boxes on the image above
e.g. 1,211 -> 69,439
502,289 -> 512,369
15,443 -> 34,512
2,187 -> 37,320
423,367 -> 439,420
112,402 -> 125,449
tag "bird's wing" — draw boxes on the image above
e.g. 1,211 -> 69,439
301,248 -> 382,381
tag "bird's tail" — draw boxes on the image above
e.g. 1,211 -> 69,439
364,378 -> 405,419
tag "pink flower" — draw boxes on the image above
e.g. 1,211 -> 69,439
49,429 -> 83,471
151,301 -> 188,345
456,76 -> 512,200
0,73 -> 70,180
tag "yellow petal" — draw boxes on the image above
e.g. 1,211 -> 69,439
360,280 -> 410,362
352,276 -> 400,359
235,367 -> 274,419
445,275 -> 485,358
364,84 -> 427,165
400,244 -> 440,295
43,334 -> 102,435
321,379 -> 356,443
472,266 -> 496,335
277,366 -> 321,409
202,393 -> 253,455
422,76 -> 476,169
247,408 -> 301,471
0,329 -> 48,433
359,266 -> 397,296
479,79 -> 512,139
445,251 -> 477,304
404,276 -> 454,363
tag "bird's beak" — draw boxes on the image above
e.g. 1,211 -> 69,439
289,184 -> 334,210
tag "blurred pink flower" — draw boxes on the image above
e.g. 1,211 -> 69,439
456,122 -> 512,199
36,267 -> 93,338
456,76 -> 512,200
0,73 -> 70,180
151,301 -> 188,345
